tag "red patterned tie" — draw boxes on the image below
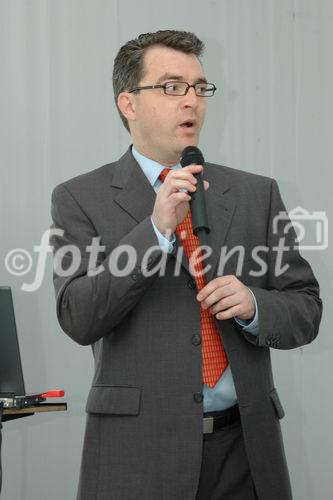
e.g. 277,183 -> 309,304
158,168 -> 228,388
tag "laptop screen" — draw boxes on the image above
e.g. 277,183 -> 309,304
0,287 -> 26,396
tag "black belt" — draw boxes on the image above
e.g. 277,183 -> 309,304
203,404 -> 240,434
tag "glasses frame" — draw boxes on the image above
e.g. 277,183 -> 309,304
128,81 -> 217,97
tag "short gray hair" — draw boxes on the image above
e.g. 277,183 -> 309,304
112,30 -> 205,132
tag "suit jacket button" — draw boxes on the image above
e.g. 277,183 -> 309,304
193,392 -> 203,403
187,279 -> 196,290
191,334 -> 201,346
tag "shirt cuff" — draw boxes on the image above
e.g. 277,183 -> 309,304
234,288 -> 259,336
151,217 -> 175,253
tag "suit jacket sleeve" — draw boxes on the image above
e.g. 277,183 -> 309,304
50,183 -> 163,346
242,179 -> 322,349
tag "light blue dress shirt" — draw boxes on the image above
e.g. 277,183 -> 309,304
132,146 -> 259,411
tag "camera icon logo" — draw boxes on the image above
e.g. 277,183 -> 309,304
272,206 -> 328,250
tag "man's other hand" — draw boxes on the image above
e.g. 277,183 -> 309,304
196,275 -> 256,321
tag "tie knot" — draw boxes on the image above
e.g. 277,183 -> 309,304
158,168 -> 172,183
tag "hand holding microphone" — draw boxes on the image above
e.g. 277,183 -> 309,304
152,146 -> 210,238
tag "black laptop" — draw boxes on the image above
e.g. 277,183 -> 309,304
0,287 -> 64,409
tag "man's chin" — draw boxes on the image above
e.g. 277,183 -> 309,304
169,135 -> 200,163
178,135 -> 199,150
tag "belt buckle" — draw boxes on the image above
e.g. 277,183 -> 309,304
203,416 -> 214,434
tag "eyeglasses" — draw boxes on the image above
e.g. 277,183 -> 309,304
128,81 -> 217,97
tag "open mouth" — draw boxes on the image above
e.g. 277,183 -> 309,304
180,120 -> 195,129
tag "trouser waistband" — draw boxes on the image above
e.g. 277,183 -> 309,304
203,404 -> 240,434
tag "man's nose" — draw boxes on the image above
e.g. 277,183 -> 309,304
182,86 -> 199,107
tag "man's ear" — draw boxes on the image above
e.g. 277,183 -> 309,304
117,92 -> 136,123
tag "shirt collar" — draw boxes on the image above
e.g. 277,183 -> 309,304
131,146 -> 181,187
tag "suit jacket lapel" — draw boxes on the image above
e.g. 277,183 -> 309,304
204,178 -> 236,282
111,148 -> 156,223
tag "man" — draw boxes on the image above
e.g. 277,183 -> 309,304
51,30 -> 322,499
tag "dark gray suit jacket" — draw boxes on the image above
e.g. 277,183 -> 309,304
51,147 -> 322,500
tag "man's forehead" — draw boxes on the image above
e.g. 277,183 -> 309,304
141,47 -> 205,83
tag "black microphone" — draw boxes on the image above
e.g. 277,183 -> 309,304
180,146 -> 211,237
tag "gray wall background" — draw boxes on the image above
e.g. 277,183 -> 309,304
0,0 -> 331,498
